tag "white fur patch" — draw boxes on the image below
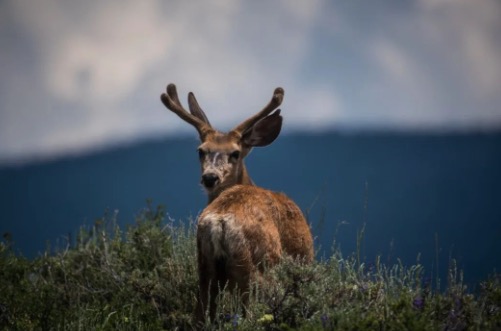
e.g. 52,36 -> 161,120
199,212 -> 241,258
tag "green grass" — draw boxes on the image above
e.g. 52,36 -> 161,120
1,203 -> 500,330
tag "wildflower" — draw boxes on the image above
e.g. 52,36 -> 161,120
258,314 -> 274,323
232,314 -> 239,329
413,296 -> 425,310
321,314 -> 329,328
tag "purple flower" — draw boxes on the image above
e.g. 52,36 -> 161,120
413,296 -> 425,310
232,314 -> 239,329
321,314 -> 329,328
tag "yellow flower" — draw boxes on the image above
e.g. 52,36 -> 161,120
258,314 -> 274,323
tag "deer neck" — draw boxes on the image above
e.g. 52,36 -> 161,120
207,163 -> 254,204
238,164 -> 254,186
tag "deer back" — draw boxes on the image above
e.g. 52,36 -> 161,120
197,185 -> 313,273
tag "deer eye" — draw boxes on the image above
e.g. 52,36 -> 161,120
229,151 -> 240,161
198,149 -> 206,159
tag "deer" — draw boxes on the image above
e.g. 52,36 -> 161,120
160,83 -> 314,325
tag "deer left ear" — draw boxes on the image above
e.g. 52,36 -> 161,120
242,109 -> 282,147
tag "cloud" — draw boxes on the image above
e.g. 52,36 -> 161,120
418,0 -> 501,98
325,0 -> 501,130
0,0 -> 329,163
0,0 -> 500,164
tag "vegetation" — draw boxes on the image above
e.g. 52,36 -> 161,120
1,204 -> 500,330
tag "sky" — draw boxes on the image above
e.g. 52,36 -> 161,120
1,0 -> 501,164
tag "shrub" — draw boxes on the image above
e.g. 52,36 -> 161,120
0,204 -> 500,330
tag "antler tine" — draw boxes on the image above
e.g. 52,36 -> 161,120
188,92 -> 211,126
161,84 -> 211,138
232,87 -> 284,135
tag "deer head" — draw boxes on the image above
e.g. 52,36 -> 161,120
161,84 -> 285,203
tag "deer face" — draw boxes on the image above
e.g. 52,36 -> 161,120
197,132 -> 243,192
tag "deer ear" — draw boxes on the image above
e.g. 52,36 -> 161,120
242,109 -> 282,147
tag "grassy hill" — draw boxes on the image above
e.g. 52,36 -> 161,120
1,203 -> 500,330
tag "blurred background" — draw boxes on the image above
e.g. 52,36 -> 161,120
1,0 -> 500,287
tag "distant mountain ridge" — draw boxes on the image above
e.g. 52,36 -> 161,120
1,131 -> 500,287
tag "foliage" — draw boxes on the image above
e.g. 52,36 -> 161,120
1,204 -> 500,330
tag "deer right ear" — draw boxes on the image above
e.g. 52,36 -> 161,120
242,109 -> 283,147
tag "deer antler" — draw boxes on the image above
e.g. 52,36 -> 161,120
231,87 -> 284,135
188,92 -> 211,127
161,84 -> 212,139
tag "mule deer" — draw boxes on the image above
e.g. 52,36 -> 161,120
160,84 -> 314,324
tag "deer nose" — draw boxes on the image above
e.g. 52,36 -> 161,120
202,173 -> 219,188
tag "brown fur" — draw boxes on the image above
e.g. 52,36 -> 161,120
160,84 -> 314,325
196,185 -> 313,321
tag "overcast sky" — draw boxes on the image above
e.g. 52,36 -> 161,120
1,0 -> 500,164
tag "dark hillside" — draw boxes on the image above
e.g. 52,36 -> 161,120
1,132 -> 500,286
